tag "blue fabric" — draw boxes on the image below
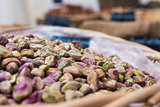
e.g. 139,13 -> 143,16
51,36 -> 90,49
111,12 -> 135,21
130,37 -> 160,51
44,16 -> 70,27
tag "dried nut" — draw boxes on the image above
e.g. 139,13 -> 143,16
6,43 -> 18,51
6,62 -> 18,74
117,82 -> 125,89
31,68 -> 44,78
65,90 -> 83,101
68,50 -> 82,60
16,76 -> 32,85
71,41 -> 82,50
0,94 -> 8,105
39,65 -> 48,71
12,51 -> 22,59
33,77 -> 44,90
10,74 -> 17,84
79,84 -> 91,95
81,67 -> 92,77
58,61 -> 69,70
45,56 -> 56,67
50,82 -> 62,91
125,71 -> 133,80
87,69 -> 99,92
145,75 -> 157,84
41,87 -> 64,103
61,81 -> 81,93
59,43 -> 70,51
18,63 -> 34,74
104,80 -> 117,91
46,67 -> 59,76
71,62 -> 87,69
98,80 -> 106,89
22,91 -> 41,104
47,71 -> 62,81
19,67 -> 32,78
0,46 -> 12,57
1,58 -> 21,68
132,84 -> 142,91
0,72 -> 11,82
13,81 -> 32,101
43,77 -> 55,86
21,57 -> 42,67
116,67 -> 126,74
108,69 -> 119,80
94,67 -> 105,78
58,50 -> 67,58
63,66 -> 81,77
133,76 -> 145,83
21,49 -> 34,58
0,36 -> 7,45
29,43 -> 44,50
81,55 -> 95,65
16,40 -> 29,50
84,48 -> 94,55
75,78 -> 87,84
132,69 -> 144,76
125,78 -> 134,87
0,80 -> 12,93
59,73 -> 73,84
54,45 -> 66,52
142,71 -> 149,75
24,33 -> 35,38
118,74 -> 124,82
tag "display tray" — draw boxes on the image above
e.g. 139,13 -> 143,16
1,26 -> 160,107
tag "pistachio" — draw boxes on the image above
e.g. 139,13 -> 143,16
1,58 -> 21,68
104,80 -> 117,91
116,67 -> 126,74
22,91 -> 41,104
59,43 -> 70,51
5,43 -> 18,51
94,67 -> 105,78
63,66 -> 81,77
132,69 -> 144,76
65,90 -> 83,101
20,57 -> 42,67
75,78 -> 87,84
58,50 -> 67,58
0,94 -> 8,105
84,48 -> 94,55
13,81 -> 32,101
0,80 -> 12,93
16,76 -> 32,85
68,50 -> 82,60
71,41 -> 82,50
10,74 -> 17,84
31,68 -> 44,78
21,49 -> 34,58
0,36 -> 7,45
125,71 -> 133,80
0,71 -> 11,82
19,67 -> 32,78
45,56 -> 56,67
16,40 -> 29,50
29,43 -> 44,50
118,74 -> 124,82
125,78 -> 134,87
71,62 -> 87,69
58,61 -> 69,70
12,51 -> 22,59
133,76 -> 145,83
43,77 -> 55,86
87,69 -> 99,92
79,84 -> 91,95
50,82 -> 62,91
61,81 -> 81,93
6,62 -> 18,74
41,87 -> 64,103
145,75 -> 157,84
108,69 -> 119,80
47,71 -> 62,81
33,77 -> 44,90
117,82 -> 125,89
81,55 -> 95,65
59,73 -> 73,84
18,63 -> 34,74
132,84 -> 142,91
46,67 -> 59,76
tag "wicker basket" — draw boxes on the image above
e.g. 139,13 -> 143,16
1,26 -> 160,107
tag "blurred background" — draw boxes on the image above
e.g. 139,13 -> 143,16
0,0 -> 160,51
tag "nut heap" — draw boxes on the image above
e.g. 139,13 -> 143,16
0,34 -> 157,105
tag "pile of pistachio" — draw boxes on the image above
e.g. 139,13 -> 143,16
0,34 -> 157,105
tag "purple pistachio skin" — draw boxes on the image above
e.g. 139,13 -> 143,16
0,36 -> 7,45
47,71 -> 62,81
5,43 -> 17,51
43,77 -> 55,86
19,67 -> 32,78
133,76 -> 144,83
84,48 -> 94,55
0,72 -> 11,82
146,76 -> 158,84
117,82 -> 125,89
87,70 -> 99,92
18,63 -> 33,74
16,76 -> 33,85
13,81 -> 32,101
124,81 -> 133,87
108,69 -> 119,80
22,91 -> 41,104
81,56 -> 94,65
33,77 -> 44,90
71,41 -> 82,50
71,62 -> 87,69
